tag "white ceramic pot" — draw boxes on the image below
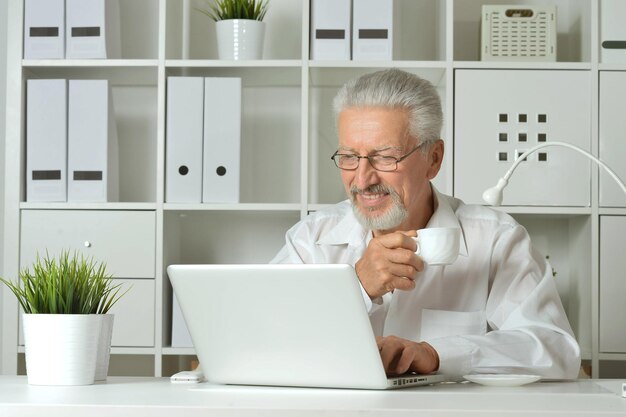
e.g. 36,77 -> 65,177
23,314 -> 103,386
216,19 -> 265,60
94,314 -> 114,381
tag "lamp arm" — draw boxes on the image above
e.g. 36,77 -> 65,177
502,141 -> 626,195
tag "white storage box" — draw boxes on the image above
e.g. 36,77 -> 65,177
481,5 -> 557,62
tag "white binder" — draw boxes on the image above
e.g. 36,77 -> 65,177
171,295 -> 193,348
202,78 -> 241,203
352,0 -> 394,61
601,0 -> 626,63
66,0 -> 121,59
166,77 -> 205,203
67,80 -> 119,202
310,0 -> 351,60
23,0 -> 65,59
26,79 -> 67,202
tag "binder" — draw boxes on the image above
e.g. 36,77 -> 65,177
352,0 -> 394,61
67,80 -> 119,202
23,0 -> 65,59
601,0 -> 626,63
166,77 -> 205,203
310,0 -> 351,60
202,78 -> 241,203
171,295 -> 193,348
26,79 -> 67,202
65,0 -> 121,59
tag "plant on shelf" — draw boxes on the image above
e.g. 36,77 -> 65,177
197,0 -> 270,60
1,251 -> 125,315
1,251 -> 129,386
197,0 -> 269,22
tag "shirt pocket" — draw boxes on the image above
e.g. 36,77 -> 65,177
420,309 -> 486,340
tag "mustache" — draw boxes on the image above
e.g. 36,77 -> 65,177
350,184 -> 393,196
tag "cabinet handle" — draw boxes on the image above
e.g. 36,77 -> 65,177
84,241 -> 92,248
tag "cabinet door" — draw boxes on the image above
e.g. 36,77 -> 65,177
599,71 -> 626,207
600,216 -> 626,352
109,278 -> 155,347
20,210 -> 156,278
454,69 -> 591,206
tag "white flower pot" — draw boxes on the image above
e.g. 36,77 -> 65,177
23,314 -> 102,386
216,19 -> 265,60
95,314 -> 114,381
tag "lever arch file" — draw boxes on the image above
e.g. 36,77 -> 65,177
601,0 -> 626,63
352,0 -> 394,61
202,78 -> 241,203
310,0 -> 351,60
26,79 -> 67,202
166,77 -> 205,203
24,0 -> 65,59
67,80 -> 119,202
171,295 -> 193,348
66,0 -> 121,59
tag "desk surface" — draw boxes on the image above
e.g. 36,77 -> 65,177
1,376 -> 625,416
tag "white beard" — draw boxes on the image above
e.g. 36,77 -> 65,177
350,184 -> 408,231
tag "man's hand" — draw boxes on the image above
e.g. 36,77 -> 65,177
376,336 -> 439,376
355,231 -> 424,299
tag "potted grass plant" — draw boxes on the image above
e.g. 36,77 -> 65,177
0,251 -> 128,385
197,0 -> 270,60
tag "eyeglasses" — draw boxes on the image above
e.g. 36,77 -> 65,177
331,143 -> 426,172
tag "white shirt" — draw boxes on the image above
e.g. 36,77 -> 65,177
271,187 -> 581,378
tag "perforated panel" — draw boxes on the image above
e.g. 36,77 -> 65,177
454,69 -> 591,206
482,5 -> 557,61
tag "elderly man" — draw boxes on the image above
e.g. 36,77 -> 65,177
271,68 -> 580,379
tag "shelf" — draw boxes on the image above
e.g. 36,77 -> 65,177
599,353 -> 626,361
110,347 -> 157,355
164,203 -> 302,212
452,61 -> 593,70
165,59 -> 302,68
308,60 -> 448,69
493,206 -> 592,216
598,63 -> 626,71
599,208 -> 626,215
162,347 -> 196,356
18,346 -> 156,355
22,65 -> 159,86
22,59 -> 159,68
20,202 -> 157,211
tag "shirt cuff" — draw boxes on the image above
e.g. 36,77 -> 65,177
427,337 -> 477,377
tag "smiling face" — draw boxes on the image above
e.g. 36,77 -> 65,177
337,106 -> 444,235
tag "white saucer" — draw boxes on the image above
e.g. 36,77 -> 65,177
463,374 -> 542,387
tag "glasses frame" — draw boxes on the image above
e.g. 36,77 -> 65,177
330,142 -> 426,172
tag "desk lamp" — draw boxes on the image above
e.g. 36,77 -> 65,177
482,141 -> 626,206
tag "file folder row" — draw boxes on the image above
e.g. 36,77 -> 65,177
26,79 -> 119,203
24,0 -> 121,59
310,0 -> 394,61
166,77 -> 241,204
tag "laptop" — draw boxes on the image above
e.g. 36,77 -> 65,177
167,263 -> 450,390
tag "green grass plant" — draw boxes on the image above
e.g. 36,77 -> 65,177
197,0 -> 269,21
0,251 -> 128,314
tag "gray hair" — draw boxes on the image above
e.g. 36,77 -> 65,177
333,68 -> 443,146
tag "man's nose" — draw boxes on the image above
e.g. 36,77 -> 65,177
353,158 -> 379,189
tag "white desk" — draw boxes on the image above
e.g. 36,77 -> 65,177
1,376 -> 625,416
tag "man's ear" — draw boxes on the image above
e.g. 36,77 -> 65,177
426,140 -> 444,180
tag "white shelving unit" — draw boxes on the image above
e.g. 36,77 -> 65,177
3,0 -> 626,378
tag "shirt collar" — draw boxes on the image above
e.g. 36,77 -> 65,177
316,201 -> 369,247
427,186 -> 469,257
316,185 -> 469,257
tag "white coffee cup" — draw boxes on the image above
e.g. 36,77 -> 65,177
413,227 -> 461,265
